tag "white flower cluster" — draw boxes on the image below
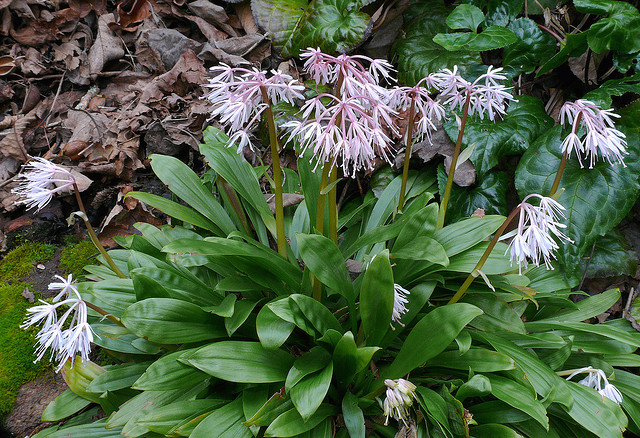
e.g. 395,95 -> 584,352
560,99 -> 627,168
204,64 -> 305,152
12,157 -> 76,212
567,366 -> 623,404
506,194 -> 572,274
383,378 -> 418,426
392,283 -> 410,326
21,274 -> 95,371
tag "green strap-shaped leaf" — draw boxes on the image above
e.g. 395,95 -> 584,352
291,362 -> 333,420
561,381 -> 627,437
382,303 -> 483,380
190,398 -> 253,438
360,250 -> 394,346
297,233 -> 353,299
181,341 -> 294,383
41,389 -> 92,422
133,348 -> 210,391
150,154 -> 236,235
264,404 -> 337,437
486,374 -> 549,430
342,392 -> 365,438
515,125 -> 640,275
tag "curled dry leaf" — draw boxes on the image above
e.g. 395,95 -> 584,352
113,0 -> 151,31
68,0 -> 106,18
0,55 -> 15,75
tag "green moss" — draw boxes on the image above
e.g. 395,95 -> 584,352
59,240 -> 98,278
0,242 -> 56,281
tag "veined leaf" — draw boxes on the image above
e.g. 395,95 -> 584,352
574,0 -> 640,54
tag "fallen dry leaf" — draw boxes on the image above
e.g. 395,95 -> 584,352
10,8 -> 80,46
88,13 -> 125,78
0,55 -> 15,75
19,47 -> 46,76
69,0 -> 106,17
113,0 -> 151,31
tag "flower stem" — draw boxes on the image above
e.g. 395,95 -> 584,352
73,183 -> 126,279
315,163 -> 331,235
217,176 -> 251,235
550,113 -> 582,198
398,95 -> 417,212
437,92 -> 472,230
260,86 -> 287,258
84,301 -> 125,327
328,166 -> 338,244
447,205 -> 522,304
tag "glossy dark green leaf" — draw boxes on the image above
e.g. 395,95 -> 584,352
190,398 -> 252,438
487,374 -> 549,429
265,405 -> 337,437
574,0 -> 640,54
446,4 -> 484,31
225,299 -> 259,336
342,392 -> 365,438
383,303 -> 483,379
469,424 -> 523,437
360,250 -> 394,346
415,387 -> 450,432
444,96 -> 553,176
456,374 -> 491,402
433,215 -> 504,256
297,233 -> 353,299
428,348 -> 516,372
515,125 -> 640,275
584,72 -> 640,109
251,0 -> 307,47
395,0 -> 481,85
122,298 -> 226,343
538,32 -> 588,76
286,347 -> 332,391
333,332 -> 358,387
37,420 -> 122,438
433,26 -> 517,51
437,166 -> 509,224
503,18 -> 556,73
485,0 -> 523,26
291,362 -> 333,420
181,341 -> 294,383
150,154 -> 236,235
289,294 -> 343,337
257,304 -> 295,349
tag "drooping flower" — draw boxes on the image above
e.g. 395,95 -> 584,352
22,274 -> 95,371
566,366 -> 623,404
392,284 -> 410,325
282,93 -> 397,176
12,157 -> 76,212
559,99 -> 627,168
204,64 -> 305,152
505,194 -> 572,274
389,76 -> 446,145
431,65 -> 515,121
383,378 -> 418,426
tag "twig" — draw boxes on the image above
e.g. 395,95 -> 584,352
622,288 -> 640,332
578,241 -> 597,291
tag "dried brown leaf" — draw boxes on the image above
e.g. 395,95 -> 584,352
69,0 -> 106,18
114,0 -> 151,31
10,8 -> 79,46
88,13 -> 125,77
0,55 -> 15,75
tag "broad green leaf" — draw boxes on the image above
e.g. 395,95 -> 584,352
251,0 -> 307,47
126,192 -> 221,234
245,392 -> 293,427
444,96 -> 553,177
61,360 -> 105,404
137,399 -> 227,436
38,420 -> 122,438
190,398 -> 252,438
515,125 -> 640,275
487,375 -> 549,429
526,320 -> 640,348
332,332 -> 358,388
133,349 -> 210,391
433,215 -> 504,256
286,347 -> 332,390
395,0 -> 481,85
533,288 -> 620,323
538,32 -> 588,76
291,362 -> 333,420
297,233 -> 353,299
257,304 -> 295,349
447,241 -> 513,275
470,424 -> 523,438
289,294 -> 343,337
360,250 -> 394,346
428,348 -> 516,372
433,26 -> 517,51
446,4 -> 484,31
265,405 -> 337,437
392,234 -> 449,265
78,279 -> 135,318
437,166 -> 509,224
474,332 -> 573,407
485,0 -> 524,26
471,401 -> 533,426
456,374 -> 492,402
342,392 -> 365,438
415,387 -> 450,433
579,229 -> 638,278
383,303 -> 483,380
181,341 -> 294,383
42,389 -> 92,421
87,362 -> 151,393
464,295 -> 526,334
122,298 -> 226,343
393,203 -> 438,251
150,155 -> 236,235
503,18 -> 556,73
560,381 -> 627,437
574,0 -> 640,54
226,299 -> 259,336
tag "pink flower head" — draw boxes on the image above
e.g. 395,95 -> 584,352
13,157 -> 76,211
204,64 -> 305,152
22,274 -> 96,371
282,93 -> 396,176
300,48 -> 394,102
389,75 -> 446,144
431,65 -> 515,121
506,194 -> 572,274
559,99 -> 627,168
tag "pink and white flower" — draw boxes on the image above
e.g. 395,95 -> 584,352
12,157 -> 76,212
383,378 -> 417,426
559,99 -> 627,168
506,194 -> 572,274
392,284 -> 410,325
22,274 -> 95,371
204,64 -> 305,152
431,65 -> 515,121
